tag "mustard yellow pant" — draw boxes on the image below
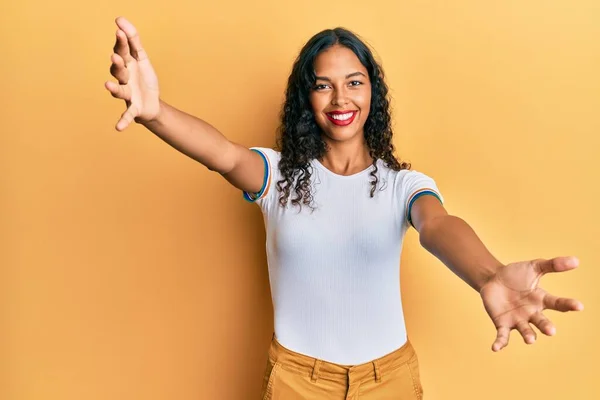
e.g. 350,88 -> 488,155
260,335 -> 424,399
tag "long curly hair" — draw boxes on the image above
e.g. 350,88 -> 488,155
274,27 -> 411,211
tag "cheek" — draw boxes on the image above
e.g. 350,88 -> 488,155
309,93 -> 326,114
356,92 -> 371,120
356,90 -> 371,108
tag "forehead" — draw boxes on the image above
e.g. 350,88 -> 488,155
313,45 -> 368,77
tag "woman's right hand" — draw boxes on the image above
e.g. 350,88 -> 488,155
105,17 -> 161,131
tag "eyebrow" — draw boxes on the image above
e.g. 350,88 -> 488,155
315,72 -> 366,81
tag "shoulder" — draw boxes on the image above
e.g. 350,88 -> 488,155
386,166 -> 443,202
249,147 -> 281,161
248,147 -> 281,172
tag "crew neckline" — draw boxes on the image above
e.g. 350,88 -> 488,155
313,158 -> 378,179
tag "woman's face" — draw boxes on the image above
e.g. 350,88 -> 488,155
309,45 -> 372,144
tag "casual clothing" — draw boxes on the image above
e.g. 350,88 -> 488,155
243,147 -> 443,365
260,333 -> 424,400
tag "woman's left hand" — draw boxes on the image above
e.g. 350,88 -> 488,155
479,256 -> 583,352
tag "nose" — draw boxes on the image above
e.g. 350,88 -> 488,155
331,87 -> 349,107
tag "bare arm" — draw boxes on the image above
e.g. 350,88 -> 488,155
106,16 -> 265,194
410,196 -> 501,291
142,101 -> 265,193
410,194 -> 583,351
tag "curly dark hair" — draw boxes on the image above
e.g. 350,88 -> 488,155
274,27 -> 411,211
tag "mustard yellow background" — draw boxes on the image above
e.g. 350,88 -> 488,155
2,0 -> 598,399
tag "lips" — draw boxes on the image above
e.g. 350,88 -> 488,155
325,110 -> 358,126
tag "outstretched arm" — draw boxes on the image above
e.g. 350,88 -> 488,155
410,196 -> 502,292
410,195 -> 583,351
105,17 -> 265,194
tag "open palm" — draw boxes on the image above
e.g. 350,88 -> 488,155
479,256 -> 583,351
105,17 -> 160,131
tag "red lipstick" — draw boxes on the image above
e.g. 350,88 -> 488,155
325,110 -> 358,126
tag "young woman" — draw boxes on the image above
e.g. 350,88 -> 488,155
105,16 -> 584,399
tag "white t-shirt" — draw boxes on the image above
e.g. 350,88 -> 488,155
243,147 -> 443,365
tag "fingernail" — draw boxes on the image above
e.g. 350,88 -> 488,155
565,257 -> 578,267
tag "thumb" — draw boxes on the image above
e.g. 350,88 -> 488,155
534,256 -> 579,275
116,104 -> 138,131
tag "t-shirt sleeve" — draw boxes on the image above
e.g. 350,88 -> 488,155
241,147 -> 281,211
399,170 -> 444,228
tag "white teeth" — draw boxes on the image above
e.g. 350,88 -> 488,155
330,112 -> 354,121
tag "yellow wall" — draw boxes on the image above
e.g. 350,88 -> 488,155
2,0 -> 598,399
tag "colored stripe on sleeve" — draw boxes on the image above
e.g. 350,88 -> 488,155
406,189 -> 443,227
243,149 -> 271,203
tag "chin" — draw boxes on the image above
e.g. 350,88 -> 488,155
321,128 -> 362,142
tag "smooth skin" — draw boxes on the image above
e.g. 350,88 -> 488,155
106,17 -> 584,352
309,45 -> 373,175
105,17 -> 266,194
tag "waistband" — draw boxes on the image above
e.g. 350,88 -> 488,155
268,334 -> 416,385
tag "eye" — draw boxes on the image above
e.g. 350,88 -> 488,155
313,84 -> 330,91
349,80 -> 363,87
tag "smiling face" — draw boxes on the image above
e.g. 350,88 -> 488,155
309,44 -> 372,144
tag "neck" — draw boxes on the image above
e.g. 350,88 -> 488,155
318,137 -> 373,176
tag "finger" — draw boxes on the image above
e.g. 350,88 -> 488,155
543,293 -> 584,312
115,16 -> 148,62
516,320 -> 536,344
110,53 -> 129,84
116,104 -> 138,131
535,256 -> 579,275
530,311 -> 556,336
113,29 -> 133,65
492,326 -> 510,352
104,81 -> 131,102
